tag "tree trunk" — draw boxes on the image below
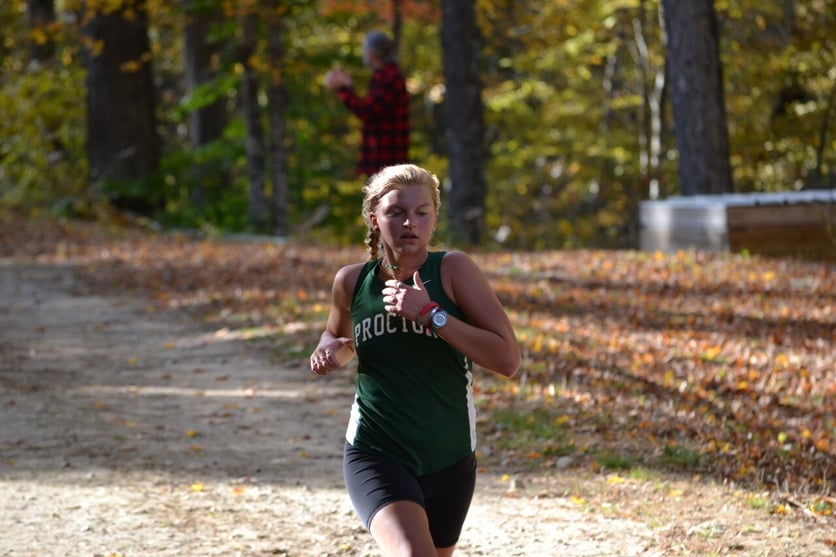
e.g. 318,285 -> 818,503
239,11 -> 269,231
27,0 -> 55,62
84,0 -> 160,212
441,0 -> 487,245
633,0 -> 667,200
391,0 -> 402,56
266,4 -> 290,236
182,0 -> 228,207
661,0 -> 733,195
183,0 -> 226,150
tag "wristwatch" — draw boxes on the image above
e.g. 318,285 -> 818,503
430,307 -> 448,331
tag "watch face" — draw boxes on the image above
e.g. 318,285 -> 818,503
432,310 -> 448,329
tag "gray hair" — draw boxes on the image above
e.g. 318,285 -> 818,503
363,31 -> 397,64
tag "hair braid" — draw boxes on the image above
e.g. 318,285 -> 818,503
365,228 -> 380,260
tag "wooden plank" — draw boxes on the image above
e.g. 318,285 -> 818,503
727,203 -> 836,260
727,203 -> 836,228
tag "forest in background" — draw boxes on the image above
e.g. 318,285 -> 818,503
0,0 -> 834,249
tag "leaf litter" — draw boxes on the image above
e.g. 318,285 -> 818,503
0,215 -> 833,556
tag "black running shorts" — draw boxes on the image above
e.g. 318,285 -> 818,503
343,443 -> 477,548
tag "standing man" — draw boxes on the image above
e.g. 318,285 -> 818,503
325,31 -> 410,177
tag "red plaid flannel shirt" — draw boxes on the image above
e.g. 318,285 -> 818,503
338,62 -> 410,176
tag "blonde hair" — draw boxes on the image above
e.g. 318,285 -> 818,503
362,164 -> 441,260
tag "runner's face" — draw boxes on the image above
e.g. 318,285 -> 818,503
373,186 -> 436,255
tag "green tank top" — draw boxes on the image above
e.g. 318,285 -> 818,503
346,251 -> 475,476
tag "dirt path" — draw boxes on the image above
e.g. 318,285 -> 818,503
0,262 -> 670,557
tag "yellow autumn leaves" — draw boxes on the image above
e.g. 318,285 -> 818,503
188,481 -> 248,496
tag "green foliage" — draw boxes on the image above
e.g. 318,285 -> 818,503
489,406 -> 575,457
597,451 -> 639,471
745,494 -> 770,510
718,0 -> 836,192
658,444 -> 702,469
477,0 -> 678,249
0,63 -> 89,216
154,129 -> 249,230
0,0 -> 833,245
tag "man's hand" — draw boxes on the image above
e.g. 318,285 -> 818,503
325,68 -> 351,91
